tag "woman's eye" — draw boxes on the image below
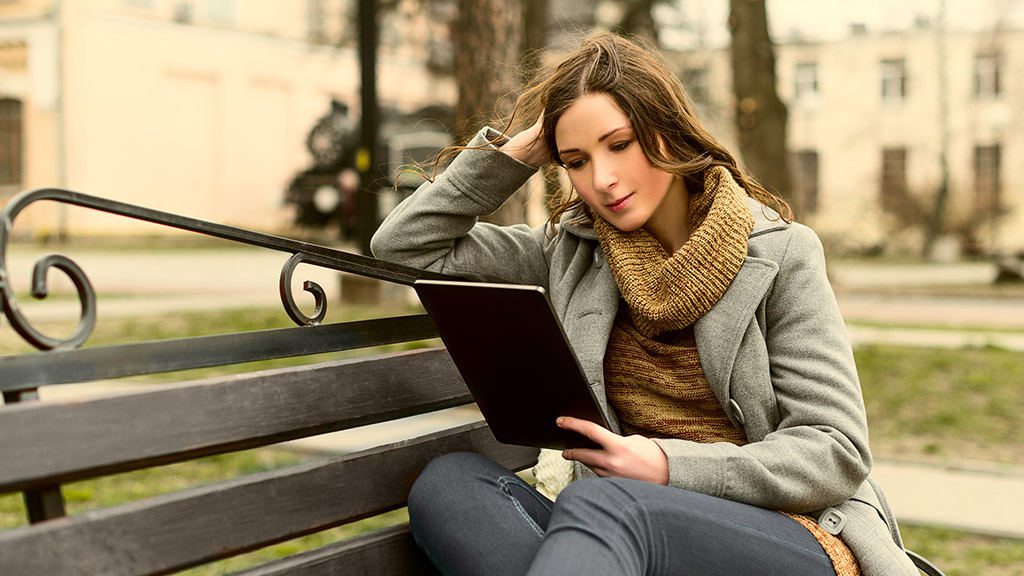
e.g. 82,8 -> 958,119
611,140 -> 632,152
565,159 -> 586,170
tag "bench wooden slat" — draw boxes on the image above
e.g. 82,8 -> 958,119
0,347 -> 471,493
0,314 -> 438,392
233,524 -> 440,576
0,421 -> 538,576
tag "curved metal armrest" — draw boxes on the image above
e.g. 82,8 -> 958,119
907,549 -> 946,576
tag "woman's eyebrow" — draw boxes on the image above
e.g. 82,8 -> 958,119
557,124 -> 633,156
598,124 -> 632,142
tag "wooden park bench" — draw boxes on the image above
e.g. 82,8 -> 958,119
0,189 -> 945,576
0,188 -> 537,575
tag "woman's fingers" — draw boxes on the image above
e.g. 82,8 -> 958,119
557,416 -> 612,445
558,417 -> 617,470
499,114 -> 549,167
558,417 -> 670,485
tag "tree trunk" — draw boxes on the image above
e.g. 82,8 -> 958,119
616,0 -> 661,45
455,0 -> 526,225
728,0 -> 795,213
455,0 -> 522,141
520,0 -> 548,83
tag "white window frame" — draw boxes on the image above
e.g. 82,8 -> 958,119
880,59 -> 907,104
793,62 -> 819,104
974,54 -> 1001,98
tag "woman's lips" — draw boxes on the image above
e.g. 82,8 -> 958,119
607,193 -> 633,213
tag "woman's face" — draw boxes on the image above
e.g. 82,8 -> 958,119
554,92 -> 679,234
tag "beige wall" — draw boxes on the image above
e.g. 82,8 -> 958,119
11,3 -> 1018,251
667,26 -> 1024,254
1,0 -> 456,237
777,27 -> 1024,253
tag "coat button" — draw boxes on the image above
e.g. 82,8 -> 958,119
593,249 -> 605,268
728,399 -> 745,428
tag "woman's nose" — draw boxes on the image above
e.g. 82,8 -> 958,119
592,159 -> 618,192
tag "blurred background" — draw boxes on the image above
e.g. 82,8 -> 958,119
1,2 -> 1023,574
0,0 -> 1023,265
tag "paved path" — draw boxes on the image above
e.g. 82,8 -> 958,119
10,248 -> 1024,339
846,324 -> 1024,351
871,459 -> 1024,540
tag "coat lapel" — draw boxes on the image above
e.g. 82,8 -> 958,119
694,256 -> 779,404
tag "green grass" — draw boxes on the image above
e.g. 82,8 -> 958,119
848,319 -> 1024,334
855,344 -> 1024,465
901,525 -> 1024,576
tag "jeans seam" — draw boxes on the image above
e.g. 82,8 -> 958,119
498,475 -> 547,539
619,499 -> 832,563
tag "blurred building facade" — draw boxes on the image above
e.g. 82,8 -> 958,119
0,0 -> 455,238
674,22 -> 1023,256
1,1 -> 1021,256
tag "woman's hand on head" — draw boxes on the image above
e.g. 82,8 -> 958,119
558,417 -> 670,485
499,115 -> 549,168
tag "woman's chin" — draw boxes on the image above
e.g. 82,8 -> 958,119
603,214 -> 645,233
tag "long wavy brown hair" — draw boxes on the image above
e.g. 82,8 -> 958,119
499,32 -> 792,225
418,32 -> 791,225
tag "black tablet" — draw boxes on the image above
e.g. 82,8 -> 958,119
413,279 -> 612,449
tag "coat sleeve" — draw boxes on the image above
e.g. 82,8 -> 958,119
653,224 -> 872,513
370,127 -> 553,286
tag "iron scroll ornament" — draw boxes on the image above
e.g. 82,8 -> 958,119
0,188 -> 453,351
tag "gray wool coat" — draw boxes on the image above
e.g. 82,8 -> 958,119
371,128 -> 919,576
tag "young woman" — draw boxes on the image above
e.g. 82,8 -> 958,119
371,33 -> 919,576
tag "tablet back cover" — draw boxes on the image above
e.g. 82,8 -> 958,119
414,280 -> 610,449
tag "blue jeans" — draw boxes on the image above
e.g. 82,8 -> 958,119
408,452 -> 838,576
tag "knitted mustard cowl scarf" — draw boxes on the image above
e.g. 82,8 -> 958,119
596,165 -> 753,339
595,165 -> 753,442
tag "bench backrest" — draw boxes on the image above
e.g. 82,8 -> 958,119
0,189 -> 540,575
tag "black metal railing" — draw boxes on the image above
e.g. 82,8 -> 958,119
0,188 -> 452,352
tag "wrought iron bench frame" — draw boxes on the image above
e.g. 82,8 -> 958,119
0,189 -> 537,575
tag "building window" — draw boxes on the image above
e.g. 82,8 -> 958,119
880,147 -> 907,212
880,59 -> 907,103
974,144 -> 1001,216
793,63 -> 819,102
791,150 -> 819,214
0,98 -> 22,187
974,54 -> 1001,98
